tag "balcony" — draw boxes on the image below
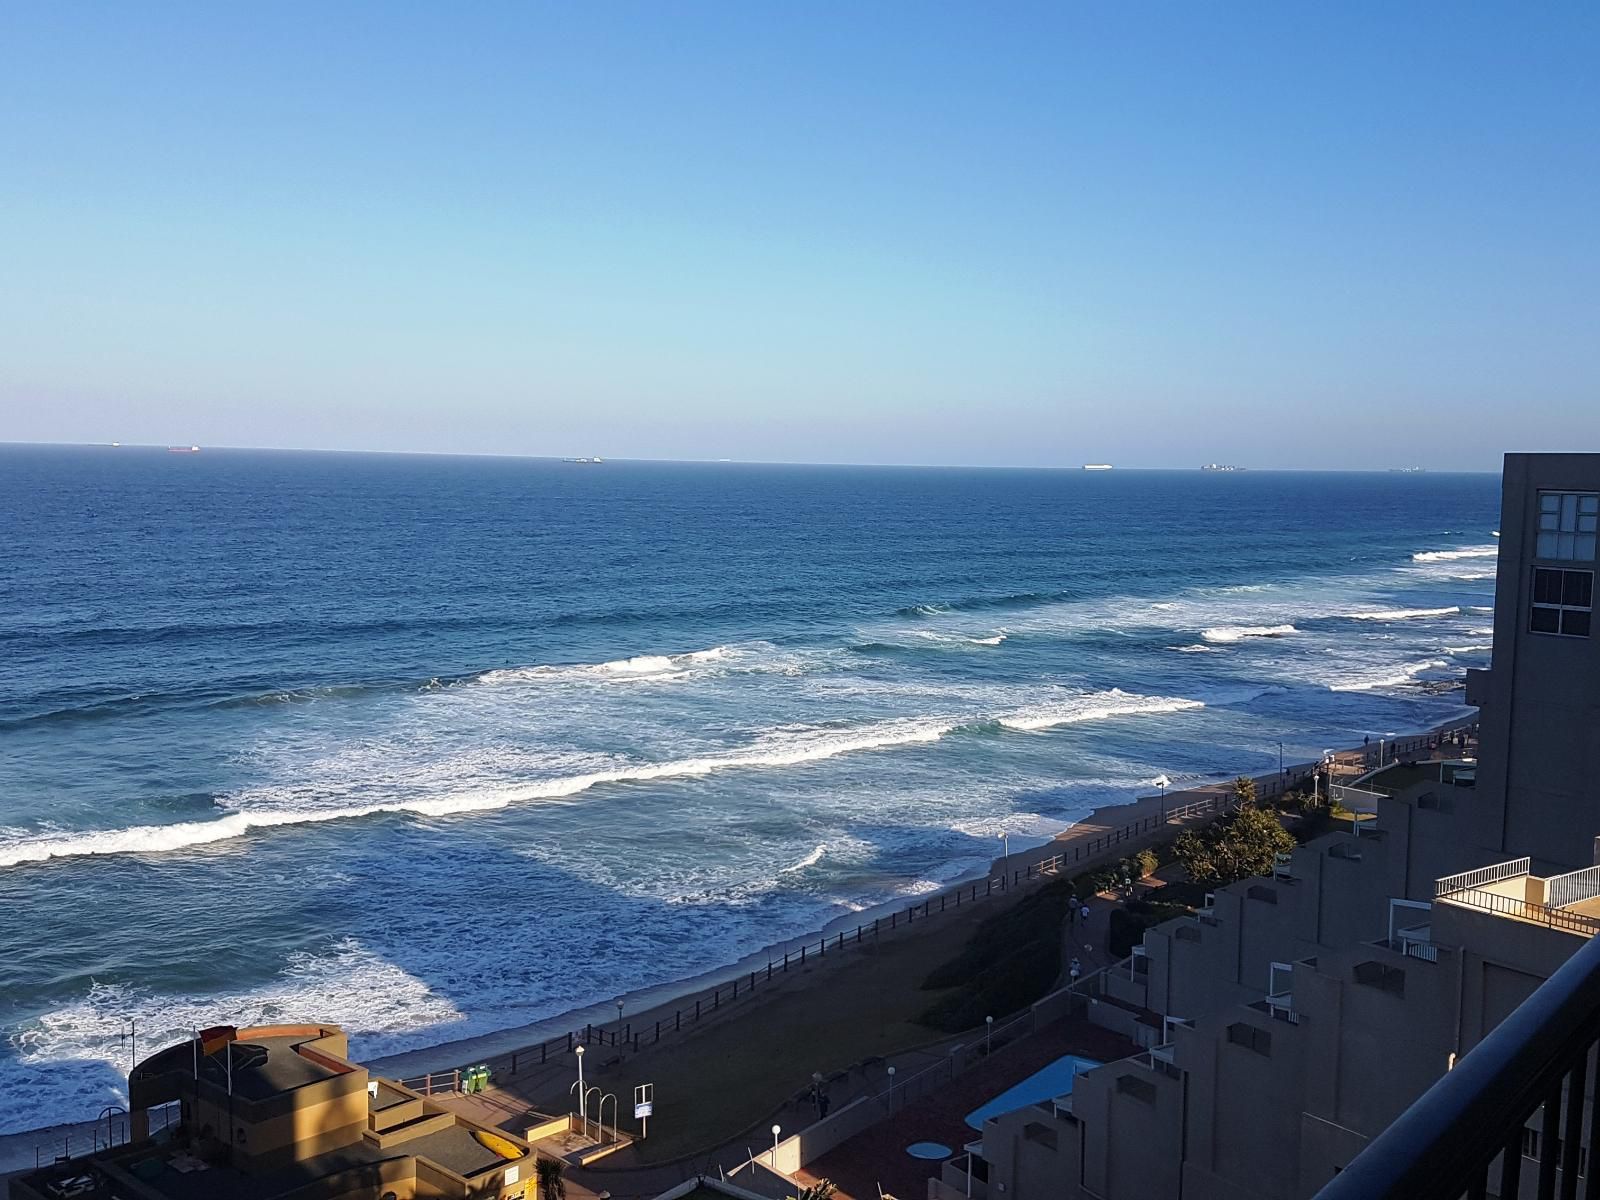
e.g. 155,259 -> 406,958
1436,859 -> 1600,937
1313,928 -> 1600,1200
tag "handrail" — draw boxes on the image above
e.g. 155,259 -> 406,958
1439,886 -> 1600,936
1313,931 -> 1600,1199
1435,857 -> 1531,898
1547,864 -> 1600,911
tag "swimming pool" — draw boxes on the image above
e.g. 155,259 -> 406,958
964,1054 -> 1102,1129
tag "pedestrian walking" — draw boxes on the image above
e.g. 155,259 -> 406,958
1069,957 -> 1081,982
1080,904 -> 1091,924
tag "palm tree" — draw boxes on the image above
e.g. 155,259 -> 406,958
536,1156 -> 566,1200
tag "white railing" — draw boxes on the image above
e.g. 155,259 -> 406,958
1331,784 -> 1384,812
1436,858 -> 1531,898
1547,865 -> 1600,911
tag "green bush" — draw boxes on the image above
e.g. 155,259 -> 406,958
1107,900 -> 1192,958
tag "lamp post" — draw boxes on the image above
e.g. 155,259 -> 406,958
887,1065 -> 896,1109
616,997 -> 625,1032
985,1015 -> 993,1056
575,1044 -> 586,1113
999,832 -> 1010,887
1153,774 -> 1170,823
771,1124 -> 782,1167
1278,741 -> 1284,781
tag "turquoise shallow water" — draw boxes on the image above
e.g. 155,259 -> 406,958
0,446 -> 1497,1129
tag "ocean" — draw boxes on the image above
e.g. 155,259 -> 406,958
0,446 -> 1498,1132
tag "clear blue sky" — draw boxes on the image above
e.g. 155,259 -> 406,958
2,3 -> 1595,468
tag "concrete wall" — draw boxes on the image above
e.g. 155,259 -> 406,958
1477,453 -> 1600,871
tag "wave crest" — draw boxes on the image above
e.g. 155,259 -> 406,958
1201,624 -> 1298,643
1413,546 -> 1499,562
1345,606 -> 1460,621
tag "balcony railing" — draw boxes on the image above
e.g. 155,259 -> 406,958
1436,858 -> 1532,898
1313,929 -> 1600,1200
1441,887 -> 1600,937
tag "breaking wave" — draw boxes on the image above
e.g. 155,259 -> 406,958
997,690 -> 1203,731
1329,658 -> 1453,692
1413,546 -> 1499,562
1345,606 -> 1460,621
1200,624 -> 1298,643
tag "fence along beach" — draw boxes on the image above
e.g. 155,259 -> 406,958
368,712 -> 1479,1090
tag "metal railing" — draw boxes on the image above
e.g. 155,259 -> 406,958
1436,858 -> 1532,898
1547,865 -> 1600,912
1439,887 -> 1600,937
1313,928 -> 1600,1200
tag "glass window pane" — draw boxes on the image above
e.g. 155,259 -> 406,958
1562,610 -> 1591,638
1565,571 -> 1594,608
1532,605 -> 1561,633
1578,535 -> 1598,562
1579,514 -> 1598,534
1542,513 -> 1560,531
1535,569 -> 1562,603
1539,532 -> 1558,557
1582,496 -> 1600,514
1565,495 -> 1580,528
1542,493 -> 1561,512
1560,533 -> 1576,558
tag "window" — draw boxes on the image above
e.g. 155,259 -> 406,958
1116,1075 -> 1157,1104
1226,1022 -> 1272,1055
1531,567 -> 1593,638
1353,961 -> 1407,996
1537,491 -> 1599,561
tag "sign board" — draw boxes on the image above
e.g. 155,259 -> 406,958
634,1083 -> 654,1136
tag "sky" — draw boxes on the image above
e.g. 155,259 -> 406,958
1,3 -> 1596,469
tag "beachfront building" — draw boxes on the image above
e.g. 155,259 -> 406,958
940,452 -> 1600,1200
11,1023 -> 536,1200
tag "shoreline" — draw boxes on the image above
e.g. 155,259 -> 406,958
366,707 -> 1477,1080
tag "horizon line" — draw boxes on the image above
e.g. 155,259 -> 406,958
0,439 -> 1506,475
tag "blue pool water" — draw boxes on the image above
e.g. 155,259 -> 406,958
965,1054 -> 1103,1128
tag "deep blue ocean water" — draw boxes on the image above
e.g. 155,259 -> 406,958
0,445 -> 1499,1130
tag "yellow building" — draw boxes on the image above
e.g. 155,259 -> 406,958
13,1023 -> 534,1200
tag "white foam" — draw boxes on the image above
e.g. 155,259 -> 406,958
1443,643 -> 1494,655
1170,644 -> 1220,653
5,939 -> 462,1135
781,843 -> 829,874
0,718 -> 958,868
479,644 -> 737,685
1200,624 -> 1298,643
998,691 -> 1204,732
1329,659 -> 1452,692
1412,546 -> 1499,562
970,635 -> 1006,646
1345,607 -> 1460,621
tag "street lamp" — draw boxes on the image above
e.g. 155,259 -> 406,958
998,832 -> 1010,887
616,998 -> 625,1028
771,1124 -> 782,1167
887,1065 -> 896,1108
985,1015 -> 993,1056
575,1044 -> 586,1109
1153,774 -> 1170,823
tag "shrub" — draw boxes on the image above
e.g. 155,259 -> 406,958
1172,806 -> 1295,886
